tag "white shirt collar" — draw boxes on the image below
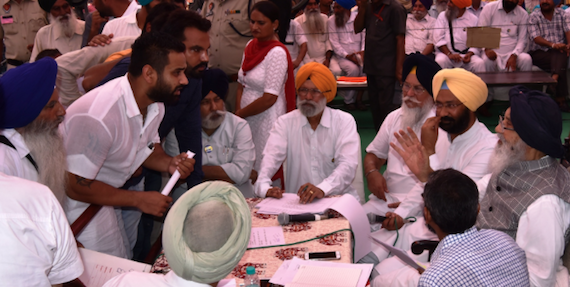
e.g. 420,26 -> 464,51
2,129 -> 30,160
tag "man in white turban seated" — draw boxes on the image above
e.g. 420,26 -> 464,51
103,181 -> 252,287
254,62 -> 360,203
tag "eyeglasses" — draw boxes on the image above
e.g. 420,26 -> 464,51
498,114 -> 515,131
297,88 -> 330,97
434,102 -> 463,109
402,82 -> 426,95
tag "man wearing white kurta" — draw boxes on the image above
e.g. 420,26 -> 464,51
477,0 -> 532,72
433,0 -> 485,72
405,0 -> 437,56
327,3 -> 365,105
255,62 -> 359,202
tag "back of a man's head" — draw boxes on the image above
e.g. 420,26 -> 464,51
128,32 -> 185,77
158,10 -> 212,42
423,168 -> 479,234
142,2 -> 181,34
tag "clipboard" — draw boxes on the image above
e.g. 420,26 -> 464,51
466,27 -> 501,49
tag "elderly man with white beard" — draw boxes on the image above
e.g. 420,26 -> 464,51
406,0 -> 437,58
31,0 -> 84,62
200,69 -> 256,198
429,0 -> 448,18
362,54 -> 442,224
0,58 -> 68,206
254,62 -> 359,203
295,0 -> 341,76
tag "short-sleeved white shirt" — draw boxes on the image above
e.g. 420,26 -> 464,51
0,173 -> 83,286
60,75 -> 164,257
0,129 -> 38,181
102,9 -> 142,38
285,20 -> 308,60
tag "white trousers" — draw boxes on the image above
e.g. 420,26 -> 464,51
435,53 -> 486,73
336,56 -> 364,104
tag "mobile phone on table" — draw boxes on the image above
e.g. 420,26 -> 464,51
304,251 -> 341,261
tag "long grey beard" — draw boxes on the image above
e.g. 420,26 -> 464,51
445,6 -> 459,22
488,134 -> 528,175
48,9 -> 78,38
21,118 -> 68,207
305,9 -> 325,36
400,96 -> 434,131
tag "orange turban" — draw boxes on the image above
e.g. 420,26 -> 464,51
451,0 -> 471,9
295,62 -> 337,103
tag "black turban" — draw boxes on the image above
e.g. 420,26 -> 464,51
201,68 -> 229,100
39,0 -> 57,12
509,85 -> 564,158
402,53 -> 442,96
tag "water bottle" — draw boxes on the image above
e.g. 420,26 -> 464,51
244,266 -> 260,287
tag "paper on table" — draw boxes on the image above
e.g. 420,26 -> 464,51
161,150 -> 195,196
78,248 -> 151,287
270,257 -> 372,287
287,265 -> 361,287
370,236 -> 425,272
218,278 -> 236,287
256,193 -> 339,215
327,194 -> 371,262
248,226 -> 286,248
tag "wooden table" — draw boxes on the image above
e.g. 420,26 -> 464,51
475,71 -> 556,92
150,198 -> 353,281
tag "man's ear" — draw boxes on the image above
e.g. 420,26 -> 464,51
477,203 -> 480,216
424,207 -> 432,225
142,64 -> 157,85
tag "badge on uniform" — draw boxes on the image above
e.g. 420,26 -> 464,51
205,2 -> 214,17
204,145 -> 213,153
2,3 -> 10,13
1,15 -> 13,24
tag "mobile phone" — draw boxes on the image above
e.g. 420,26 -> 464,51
304,251 -> 341,261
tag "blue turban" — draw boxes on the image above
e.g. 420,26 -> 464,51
402,53 -> 442,96
509,85 -> 564,158
553,0 -> 561,6
0,58 -> 57,129
201,68 -> 229,101
336,0 -> 356,10
412,0 -> 433,9
138,0 -> 153,6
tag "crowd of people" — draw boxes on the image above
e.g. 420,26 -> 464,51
0,0 -> 570,286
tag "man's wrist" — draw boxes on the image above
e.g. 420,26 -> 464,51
365,169 -> 379,178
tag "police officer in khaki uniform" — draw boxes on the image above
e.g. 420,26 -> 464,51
201,0 -> 258,112
0,0 -> 47,69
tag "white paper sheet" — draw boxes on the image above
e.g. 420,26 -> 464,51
270,257 -> 373,287
287,265 -> 361,287
218,278 -> 236,287
248,226 -> 286,248
161,150 -> 195,196
78,248 -> 151,287
327,194 -> 371,262
370,236 -> 425,272
256,193 -> 339,215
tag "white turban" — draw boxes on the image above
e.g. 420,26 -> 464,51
163,181 -> 252,283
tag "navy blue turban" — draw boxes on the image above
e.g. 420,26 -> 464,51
201,68 -> 229,101
336,0 -> 356,9
0,57 -> 57,129
509,85 -> 564,158
412,0 -> 434,9
402,53 -> 442,96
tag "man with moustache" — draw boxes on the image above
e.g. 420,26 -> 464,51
255,62 -> 360,203
61,32 -> 195,258
200,68 -> 256,198
362,54 -> 442,225
31,0 -> 84,62
0,58 -> 67,205
295,0 -> 340,75
327,1 -> 366,109
433,0 -> 486,72
466,0 -> 486,17
428,0 -> 448,18
361,68 -> 497,274
528,0 -> 570,111
405,0 -> 437,59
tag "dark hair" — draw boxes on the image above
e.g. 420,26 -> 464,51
159,10 -> 212,42
268,0 -> 291,44
142,2 -> 181,34
251,1 -> 284,40
128,32 -> 186,77
423,168 -> 479,234
35,49 -> 62,61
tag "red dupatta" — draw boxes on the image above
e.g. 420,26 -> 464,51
242,38 -> 296,112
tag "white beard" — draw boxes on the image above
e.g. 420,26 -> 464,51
488,134 -> 528,175
49,9 -> 78,38
305,8 -> 325,36
21,117 -> 67,207
400,95 -> 434,131
297,96 -> 327,117
202,106 -> 227,130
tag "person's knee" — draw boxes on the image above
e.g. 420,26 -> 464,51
517,53 -> 533,71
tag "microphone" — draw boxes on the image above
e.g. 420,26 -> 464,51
277,213 -> 331,225
367,213 -> 387,224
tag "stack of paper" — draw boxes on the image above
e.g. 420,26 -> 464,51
270,257 -> 373,287
78,248 -> 151,287
256,194 -> 339,215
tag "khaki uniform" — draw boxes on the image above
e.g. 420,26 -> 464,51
0,0 -> 47,67
201,0 -> 259,112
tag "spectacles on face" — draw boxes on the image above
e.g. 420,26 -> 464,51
402,82 -> 426,95
498,114 -> 515,132
434,102 -> 463,110
297,87 -> 330,97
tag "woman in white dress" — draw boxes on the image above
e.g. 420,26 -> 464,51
235,1 -> 295,173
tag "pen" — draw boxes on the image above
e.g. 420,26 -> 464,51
301,185 -> 308,194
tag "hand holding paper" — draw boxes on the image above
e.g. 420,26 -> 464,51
162,150 -> 195,196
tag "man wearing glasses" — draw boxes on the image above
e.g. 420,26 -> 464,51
254,62 -> 360,204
